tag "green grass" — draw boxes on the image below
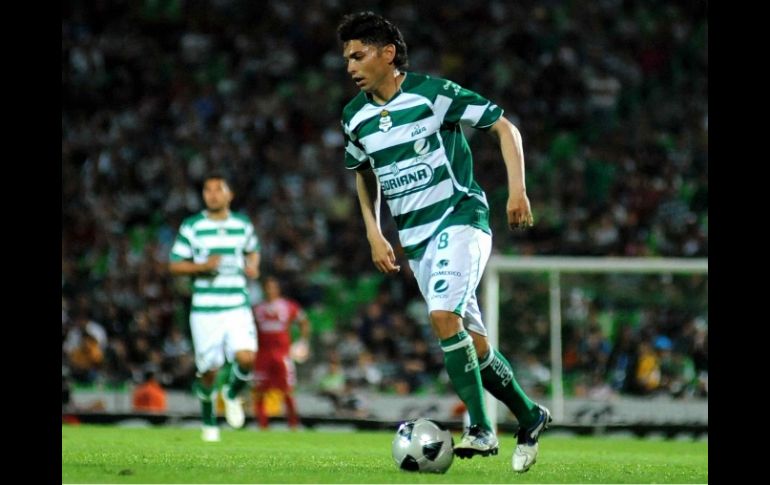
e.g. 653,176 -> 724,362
62,425 -> 707,483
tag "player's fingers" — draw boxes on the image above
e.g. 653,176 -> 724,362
508,210 -> 520,229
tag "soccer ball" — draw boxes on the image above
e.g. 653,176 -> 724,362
391,418 -> 454,473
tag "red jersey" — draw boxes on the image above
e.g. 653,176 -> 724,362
253,297 -> 305,355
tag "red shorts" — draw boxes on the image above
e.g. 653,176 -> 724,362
254,351 -> 295,391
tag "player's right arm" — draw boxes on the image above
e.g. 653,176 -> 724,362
168,221 -> 221,275
168,257 -> 221,276
355,168 -> 400,274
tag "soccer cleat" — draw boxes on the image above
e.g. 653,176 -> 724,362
201,425 -> 221,442
221,385 -> 245,429
512,404 -> 552,472
453,424 -> 499,459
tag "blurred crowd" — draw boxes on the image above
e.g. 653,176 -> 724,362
62,0 -> 707,405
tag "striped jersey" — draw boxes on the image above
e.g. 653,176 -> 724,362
170,211 -> 260,313
341,72 -> 503,259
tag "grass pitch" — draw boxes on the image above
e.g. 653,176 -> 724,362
62,424 -> 707,483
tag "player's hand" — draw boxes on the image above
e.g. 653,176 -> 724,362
369,236 -> 401,274
202,254 -> 222,272
245,264 -> 259,279
290,339 -> 310,363
507,190 -> 534,230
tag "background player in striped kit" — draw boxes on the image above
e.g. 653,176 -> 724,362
169,173 -> 260,442
337,12 -> 551,472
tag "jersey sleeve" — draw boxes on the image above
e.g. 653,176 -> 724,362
341,119 -> 370,170
170,223 -> 194,262
435,79 -> 503,129
289,300 -> 307,323
244,221 -> 260,253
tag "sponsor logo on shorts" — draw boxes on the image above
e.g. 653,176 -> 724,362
433,279 -> 449,293
437,259 -> 449,268
430,270 -> 462,277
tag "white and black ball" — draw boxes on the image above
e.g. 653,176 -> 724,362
391,418 -> 454,473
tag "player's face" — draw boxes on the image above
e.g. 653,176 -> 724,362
343,40 -> 395,93
264,279 -> 281,300
202,179 -> 233,212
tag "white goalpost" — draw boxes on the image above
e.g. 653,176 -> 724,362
481,256 -> 708,426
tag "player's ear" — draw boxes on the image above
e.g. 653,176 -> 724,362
382,44 -> 396,64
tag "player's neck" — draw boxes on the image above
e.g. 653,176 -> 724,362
206,208 -> 230,220
371,70 -> 405,105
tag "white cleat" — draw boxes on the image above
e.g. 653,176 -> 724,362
512,405 -> 552,472
453,424 -> 499,459
221,385 -> 245,429
512,441 -> 539,472
201,425 -> 221,442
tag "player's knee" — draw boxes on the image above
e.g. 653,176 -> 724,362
429,310 -> 463,340
200,370 -> 217,387
469,332 -> 490,359
235,351 -> 255,369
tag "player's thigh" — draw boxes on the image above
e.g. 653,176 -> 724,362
254,352 -> 272,391
419,225 -> 491,315
408,254 -> 433,301
463,294 -> 488,337
223,306 -> 257,360
278,354 -> 297,390
189,312 -> 228,373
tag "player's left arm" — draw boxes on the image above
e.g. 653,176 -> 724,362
488,116 -> 534,230
297,312 -> 311,342
290,305 -> 312,363
244,221 -> 261,279
244,251 -> 260,279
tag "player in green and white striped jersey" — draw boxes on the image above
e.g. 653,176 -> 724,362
169,174 -> 260,442
338,12 -> 551,472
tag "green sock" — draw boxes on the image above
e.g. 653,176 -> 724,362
225,362 -> 252,398
441,330 -> 491,431
478,347 -> 539,427
214,362 -> 232,391
192,379 -> 217,426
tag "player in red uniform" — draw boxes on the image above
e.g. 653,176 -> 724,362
252,275 -> 311,429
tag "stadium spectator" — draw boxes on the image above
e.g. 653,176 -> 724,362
67,332 -> 104,384
132,371 -> 168,413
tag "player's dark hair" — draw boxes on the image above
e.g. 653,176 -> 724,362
261,274 -> 281,288
337,11 -> 409,70
202,172 -> 231,190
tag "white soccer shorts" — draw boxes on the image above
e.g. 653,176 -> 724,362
189,306 -> 257,373
408,225 -> 492,336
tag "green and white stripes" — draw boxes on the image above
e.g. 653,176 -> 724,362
341,72 -> 502,258
170,211 -> 259,312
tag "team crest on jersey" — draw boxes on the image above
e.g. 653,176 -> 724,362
379,110 -> 392,132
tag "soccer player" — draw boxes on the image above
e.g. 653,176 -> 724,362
337,12 -> 551,472
169,173 -> 260,442
252,276 -> 311,429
